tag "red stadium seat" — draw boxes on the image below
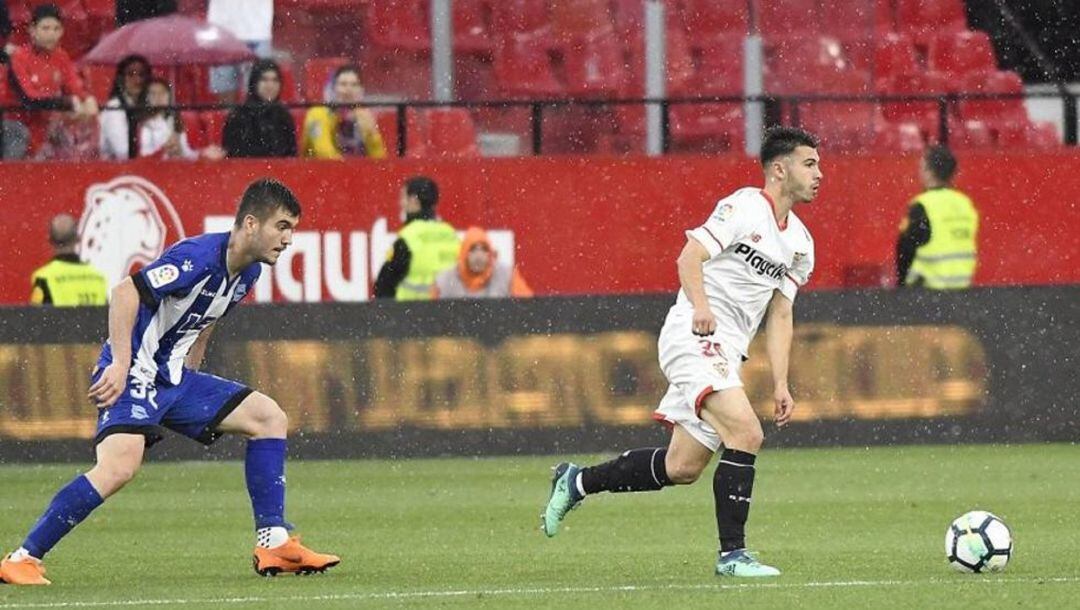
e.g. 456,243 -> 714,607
944,117 -> 994,149
759,0 -> 819,35
957,70 -> 1026,124
690,33 -> 744,96
895,0 -> 967,47
796,70 -> 877,151
425,108 -> 480,157
679,0 -> 747,42
364,0 -> 431,52
453,0 -> 493,55
493,32 -> 564,97
372,107 -> 427,157
81,64 -> 115,104
200,110 -> 228,146
490,0 -> 550,37
181,111 -> 207,149
929,30 -> 997,78
871,33 -> 919,85
618,3 -> 695,96
550,0 -> 612,45
879,70 -> 951,138
275,60 -> 299,104
768,36 -> 854,94
302,57 -> 351,102
872,121 -> 926,152
819,0 -> 894,35
562,29 -> 625,98
668,102 -> 745,154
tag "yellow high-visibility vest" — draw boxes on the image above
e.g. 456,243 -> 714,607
907,188 -> 979,289
30,256 -> 108,306
395,220 -> 460,301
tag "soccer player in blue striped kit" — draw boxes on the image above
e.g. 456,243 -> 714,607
0,179 -> 339,585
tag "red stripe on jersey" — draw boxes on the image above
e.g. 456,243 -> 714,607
760,189 -> 789,231
702,226 -> 725,251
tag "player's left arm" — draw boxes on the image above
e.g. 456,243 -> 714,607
766,291 -> 795,427
185,322 -> 215,371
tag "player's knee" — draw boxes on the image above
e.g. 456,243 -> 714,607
250,396 -> 288,437
727,425 -> 764,453
666,459 -> 705,484
94,460 -> 140,489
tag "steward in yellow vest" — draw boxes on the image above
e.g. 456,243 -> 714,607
373,176 -> 460,300
896,146 -> 979,289
30,214 -> 108,306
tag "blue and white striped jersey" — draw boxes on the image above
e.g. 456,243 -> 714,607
96,232 -> 261,386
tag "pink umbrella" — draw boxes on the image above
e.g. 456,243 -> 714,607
81,15 -> 256,66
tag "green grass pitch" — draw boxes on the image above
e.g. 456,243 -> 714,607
1,444 -> 1077,609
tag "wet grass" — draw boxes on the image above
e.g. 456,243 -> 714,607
0,443 -> 1077,609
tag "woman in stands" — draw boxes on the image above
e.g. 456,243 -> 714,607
99,54 -> 150,160
222,59 -> 297,158
301,64 -> 386,159
138,77 -> 224,161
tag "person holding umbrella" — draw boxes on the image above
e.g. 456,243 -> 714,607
99,54 -> 151,160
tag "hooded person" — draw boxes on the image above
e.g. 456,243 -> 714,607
432,227 -> 533,299
222,59 -> 297,158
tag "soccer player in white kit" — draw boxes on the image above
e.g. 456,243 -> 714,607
541,127 -> 821,577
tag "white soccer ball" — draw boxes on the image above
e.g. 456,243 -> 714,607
945,510 -> 1012,573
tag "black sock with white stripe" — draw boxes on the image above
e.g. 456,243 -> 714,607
714,448 -> 757,553
578,448 -> 672,495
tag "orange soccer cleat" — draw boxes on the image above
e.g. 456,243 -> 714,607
252,536 -> 340,577
0,553 -> 51,585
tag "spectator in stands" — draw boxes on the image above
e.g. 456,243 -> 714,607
6,4 -> 99,156
207,0 -> 274,103
432,227 -> 533,299
896,146 -> 979,289
30,214 -> 107,307
223,59 -> 297,158
302,65 -> 386,160
99,54 -> 151,160
374,176 -> 459,300
138,77 -> 224,160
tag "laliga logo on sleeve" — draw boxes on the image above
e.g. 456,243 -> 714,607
78,176 -> 187,290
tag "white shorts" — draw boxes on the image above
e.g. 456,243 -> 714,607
652,308 -> 744,452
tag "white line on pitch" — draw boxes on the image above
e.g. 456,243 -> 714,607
0,577 -> 1077,608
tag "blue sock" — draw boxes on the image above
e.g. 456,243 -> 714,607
22,475 -> 104,559
245,438 -> 288,529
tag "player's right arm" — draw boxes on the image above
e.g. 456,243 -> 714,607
677,236 -> 716,336
87,278 -> 139,408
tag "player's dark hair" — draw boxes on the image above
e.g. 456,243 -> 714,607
405,176 -> 439,209
234,179 -> 302,226
760,126 -> 819,166
32,3 -> 62,24
924,145 -> 957,183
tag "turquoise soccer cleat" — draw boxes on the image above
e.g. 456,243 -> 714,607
541,462 -> 582,538
714,549 -> 782,577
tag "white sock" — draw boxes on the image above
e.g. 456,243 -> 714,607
8,547 -> 33,562
256,526 -> 289,549
574,472 -> 587,498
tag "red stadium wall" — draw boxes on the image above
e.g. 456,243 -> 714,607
1,153 -> 1077,304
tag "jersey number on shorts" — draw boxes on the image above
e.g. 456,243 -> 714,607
130,378 -> 159,409
699,340 -> 725,359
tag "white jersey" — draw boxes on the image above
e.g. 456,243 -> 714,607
674,187 -> 815,357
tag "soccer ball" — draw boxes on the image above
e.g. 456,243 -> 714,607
945,510 -> 1012,573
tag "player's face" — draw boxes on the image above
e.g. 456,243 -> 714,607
253,209 -> 298,265
783,146 -> 822,203
31,18 -> 63,51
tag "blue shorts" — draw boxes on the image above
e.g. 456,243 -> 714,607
92,368 -> 252,448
